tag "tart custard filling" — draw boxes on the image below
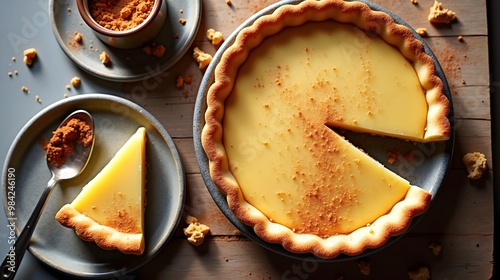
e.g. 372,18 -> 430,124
225,21 -> 427,236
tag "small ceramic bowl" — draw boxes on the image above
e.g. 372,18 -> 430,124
76,0 -> 167,49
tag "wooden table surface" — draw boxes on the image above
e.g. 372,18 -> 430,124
125,0 -> 493,279
1,0 -> 492,279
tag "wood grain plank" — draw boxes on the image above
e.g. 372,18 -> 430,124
182,173 -> 240,236
374,0 -> 487,36
119,0 -> 492,278
139,234 -> 493,280
198,0 -> 487,39
413,170 -> 493,234
424,36 -> 490,90
174,138 -> 201,174
452,86 -> 491,120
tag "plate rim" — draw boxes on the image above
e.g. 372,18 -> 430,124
193,0 -> 455,262
1,93 -> 186,278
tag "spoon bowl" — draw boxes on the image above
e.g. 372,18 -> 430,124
1,110 -> 94,280
48,110 -> 94,181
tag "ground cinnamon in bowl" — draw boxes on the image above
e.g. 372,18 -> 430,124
89,0 -> 154,31
77,0 -> 166,49
45,118 -> 93,167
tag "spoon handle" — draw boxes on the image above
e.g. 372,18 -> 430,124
1,176 -> 58,280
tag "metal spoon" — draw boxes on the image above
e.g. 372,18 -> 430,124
1,110 -> 94,280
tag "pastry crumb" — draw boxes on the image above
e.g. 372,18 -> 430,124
21,86 -> 29,93
8,72 -> 13,77
183,215 -> 210,246
416,27 -> 428,36
193,47 -> 212,69
226,0 -> 232,5
11,56 -> 16,62
463,152 -> 487,179
71,76 -> 81,87
176,75 -> 193,88
152,44 -> 166,58
357,260 -> 371,276
179,18 -> 187,25
64,93 -> 69,98
457,35 -> 464,42
142,43 -> 166,58
207,28 -> 224,45
23,48 -> 37,66
429,242 -> 442,255
428,1 -> 456,24
408,267 -> 430,280
176,76 -> 184,88
99,51 -> 110,64
74,32 -> 83,44
35,95 -> 42,103
411,0 -> 418,4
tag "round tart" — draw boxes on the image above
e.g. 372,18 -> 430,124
202,0 -> 451,259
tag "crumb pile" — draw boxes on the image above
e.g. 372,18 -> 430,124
46,118 -> 93,167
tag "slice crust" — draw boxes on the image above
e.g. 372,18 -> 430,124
56,127 -> 147,255
202,0 -> 450,258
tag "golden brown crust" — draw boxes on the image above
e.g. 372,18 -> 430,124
202,0 -> 445,258
55,204 -> 144,255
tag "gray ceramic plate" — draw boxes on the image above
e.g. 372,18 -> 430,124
194,0 -> 455,261
49,0 -> 201,82
1,94 -> 185,278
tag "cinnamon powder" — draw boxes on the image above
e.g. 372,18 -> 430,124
46,118 -> 93,167
89,0 -> 154,31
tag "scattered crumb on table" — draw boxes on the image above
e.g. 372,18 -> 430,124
357,260 -> 371,276
23,48 -> 37,66
193,47 -> 212,70
416,27 -> 428,36
428,1 -> 456,24
429,242 -> 442,255
463,152 -> 487,179
183,215 -> 210,246
408,267 -> 431,280
207,28 -> 224,45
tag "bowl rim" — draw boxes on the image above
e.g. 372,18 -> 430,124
76,0 -> 163,37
